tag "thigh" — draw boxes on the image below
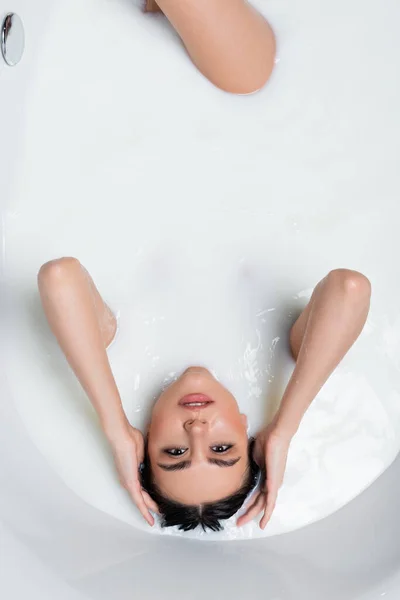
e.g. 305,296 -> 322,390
154,0 -> 275,94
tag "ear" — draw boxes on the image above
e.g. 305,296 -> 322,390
240,414 -> 248,429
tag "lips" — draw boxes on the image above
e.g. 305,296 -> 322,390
179,394 -> 214,408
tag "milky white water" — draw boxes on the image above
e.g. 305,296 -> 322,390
3,0 -> 400,540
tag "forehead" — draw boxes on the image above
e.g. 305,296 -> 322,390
152,458 -> 247,504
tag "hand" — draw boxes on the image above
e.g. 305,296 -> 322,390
110,425 -> 159,526
237,423 -> 291,529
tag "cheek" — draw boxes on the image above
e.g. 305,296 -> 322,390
148,411 -> 179,441
151,384 -> 181,417
147,419 -> 180,468
213,412 -> 247,433
148,415 -> 164,439
147,424 -> 164,465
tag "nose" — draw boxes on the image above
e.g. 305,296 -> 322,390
184,418 -> 208,433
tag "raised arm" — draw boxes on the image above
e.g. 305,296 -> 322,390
145,0 -> 276,94
38,257 -> 157,525
238,268 -> 371,528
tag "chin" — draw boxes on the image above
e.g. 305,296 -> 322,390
183,366 -> 213,376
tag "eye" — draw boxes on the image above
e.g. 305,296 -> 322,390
211,444 -> 233,453
163,448 -> 188,457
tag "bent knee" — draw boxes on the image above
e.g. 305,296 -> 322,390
38,257 -> 81,287
204,23 -> 276,95
218,53 -> 275,95
327,269 -> 371,299
228,72 -> 273,95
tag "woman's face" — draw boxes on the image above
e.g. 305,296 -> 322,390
147,368 -> 249,505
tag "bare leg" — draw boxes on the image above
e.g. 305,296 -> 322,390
38,257 -> 125,436
145,0 -> 276,94
276,269 -> 372,437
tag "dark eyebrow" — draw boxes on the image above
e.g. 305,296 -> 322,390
208,457 -> 241,468
157,461 -> 192,472
157,457 -> 241,472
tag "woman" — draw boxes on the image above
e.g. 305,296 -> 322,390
143,0 -> 276,94
38,258 -> 371,531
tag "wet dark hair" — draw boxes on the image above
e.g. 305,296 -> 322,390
141,439 -> 259,532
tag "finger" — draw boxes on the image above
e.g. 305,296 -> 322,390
260,504 -> 275,530
260,491 -> 277,530
237,493 -> 266,527
134,494 -> 155,526
236,494 -> 262,527
237,483 -> 268,526
128,482 -> 155,526
142,490 -> 160,514
239,491 -> 263,517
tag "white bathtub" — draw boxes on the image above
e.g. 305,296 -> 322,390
1,0 -> 400,598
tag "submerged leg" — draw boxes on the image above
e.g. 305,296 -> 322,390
145,0 -> 276,94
